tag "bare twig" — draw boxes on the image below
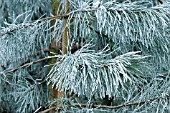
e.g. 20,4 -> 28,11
0,55 -> 61,76
39,94 -> 170,112
0,48 -> 50,71
73,94 -> 170,109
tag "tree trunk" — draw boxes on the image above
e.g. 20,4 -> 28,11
49,0 -> 70,112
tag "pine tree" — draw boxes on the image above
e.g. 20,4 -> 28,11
0,0 -> 169,112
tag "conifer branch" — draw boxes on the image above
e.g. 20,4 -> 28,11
0,49 -> 50,71
0,5 -> 163,36
73,94 -> 170,109
0,55 -> 61,76
40,94 -> 170,112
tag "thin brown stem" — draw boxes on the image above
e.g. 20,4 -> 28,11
39,94 -> 170,112
0,55 -> 61,76
0,48 -> 50,71
0,7 -> 155,36
74,94 -> 170,109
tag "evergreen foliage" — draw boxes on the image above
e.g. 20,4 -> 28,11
0,0 -> 169,112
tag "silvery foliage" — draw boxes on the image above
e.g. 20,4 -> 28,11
0,0 -> 169,113
70,0 -> 170,68
49,0 -> 169,112
49,46 -> 149,99
0,0 -> 51,112
0,0 -> 51,66
0,70 -> 48,113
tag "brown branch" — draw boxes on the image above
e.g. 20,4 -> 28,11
0,15 -> 69,36
73,94 -> 170,109
0,6 -> 158,36
0,14 -> 95,36
0,49 -> 50,71
0,55 -> 61,76
39,94 -> 170,112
